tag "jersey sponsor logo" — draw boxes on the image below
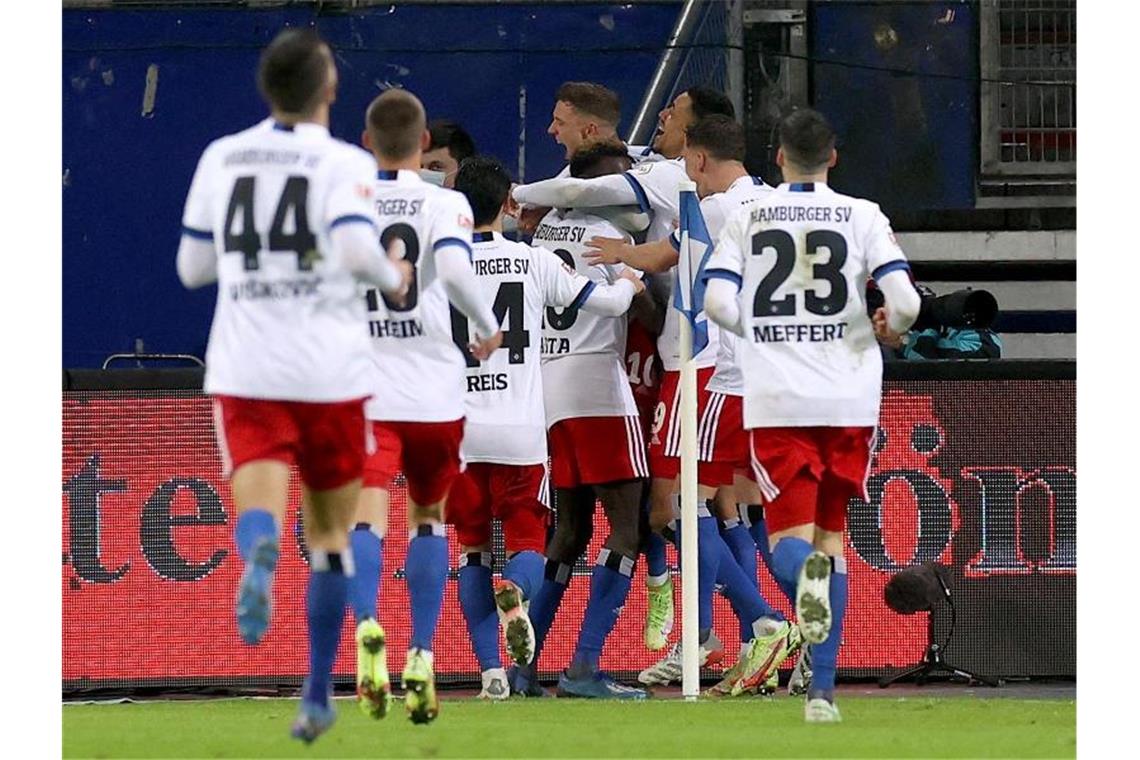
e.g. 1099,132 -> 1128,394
751,322 -> 848,344
227,277 -> 323,301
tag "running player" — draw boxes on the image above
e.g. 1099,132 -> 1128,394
449,155 -> 644,700
350,89 -> 502,725
703,108 -> 921,720
176,29 -> 411,743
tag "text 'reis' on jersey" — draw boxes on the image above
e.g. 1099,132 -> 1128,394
181,119 -> 383,402
704,182 -> 910,428
459,231 -> 597,465
364,169 -> 475,423
533,209 -> 641,426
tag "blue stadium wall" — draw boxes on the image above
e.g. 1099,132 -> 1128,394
63,1 -> 980,368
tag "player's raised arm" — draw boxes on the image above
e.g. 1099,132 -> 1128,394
584,236 -> 677,274
176,146 -> 219,289
512,171 -> 640,212
535,244 -> 643,317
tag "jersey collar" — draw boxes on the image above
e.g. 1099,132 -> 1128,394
780,181 -> 829,193
262,118 -> 329,138
472,231 -> 496,243
375,169 -> 424,183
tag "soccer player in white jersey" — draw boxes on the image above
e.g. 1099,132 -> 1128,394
703,109 -> 922,721
506,139 -> 652,700
512,87 -> 737,656
447,156 -> 643,700
176,30 -> 411,744
587,116 -> 794,695
348,89 -> 502,726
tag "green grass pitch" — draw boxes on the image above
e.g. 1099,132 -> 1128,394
64,695 -> 1075,758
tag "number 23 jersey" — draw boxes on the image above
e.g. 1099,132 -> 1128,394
705,182 -> 909,428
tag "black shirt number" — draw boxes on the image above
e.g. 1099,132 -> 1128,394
544,249 -> 580,331
451,281 -> 529,367
223,176 -> 317,271
751,229 -> 849,318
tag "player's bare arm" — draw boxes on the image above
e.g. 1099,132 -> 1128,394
584,236 -> 677,274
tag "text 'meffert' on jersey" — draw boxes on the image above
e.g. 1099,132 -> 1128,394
704,182 -> 910,428
181,118 -> 383,402
533,209 -> 641,427
364,169 -> 478,423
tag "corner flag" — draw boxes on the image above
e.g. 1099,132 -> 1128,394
673,183 -> 714,355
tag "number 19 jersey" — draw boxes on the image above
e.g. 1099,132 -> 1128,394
180,119 -> 381,402
534,209 -> 640,426
705,182 -> 910,428
460,231 -> 597,465
364,169 -> 476,423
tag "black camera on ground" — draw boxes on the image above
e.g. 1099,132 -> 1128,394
866,282 -> 999,331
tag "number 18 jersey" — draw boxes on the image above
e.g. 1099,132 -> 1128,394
180,119 -> 381,402
705,182 -> 910,428
534,209 -> 640,426
365,169 -> 476,423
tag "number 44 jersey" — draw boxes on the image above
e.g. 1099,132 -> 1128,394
180,118 -> 383,402
705,182 -> 911,428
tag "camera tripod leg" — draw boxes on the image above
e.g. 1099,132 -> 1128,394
878,662 -> 932,688
946,663 -> 1002,688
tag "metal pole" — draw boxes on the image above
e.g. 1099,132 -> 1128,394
627,0 -> 707,146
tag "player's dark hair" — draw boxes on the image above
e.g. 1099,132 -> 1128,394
366,89 -> 426,160
428,119 -> 477,163
778,108 -> 836,171
684,115 -> 746,162
257,29 -> 331,115
454,155 -> 513,227
555,82 -> 622,127
683,86 -> 736,121
569,138 -> 632,179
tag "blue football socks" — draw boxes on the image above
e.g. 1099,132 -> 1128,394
405,525 -> 448,652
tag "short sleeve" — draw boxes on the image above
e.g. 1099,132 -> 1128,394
864,203 -> 910,281
324,149 -> 381,233
699,195 -> 730,240
623,159 -> 686,223
181,145 -> 216,240
703,204 -> 749,289
535,245 -> 593,309
429,190 -> 475,257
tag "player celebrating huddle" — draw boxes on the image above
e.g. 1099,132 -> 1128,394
176,30 -> 411,743
704,108 -> 921,721
349,89 -> 502,726
448,155 -> 644,699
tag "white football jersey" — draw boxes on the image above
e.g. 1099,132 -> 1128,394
534,209 -> 641,426
180,119 -> 381,402
364,170 -> 475,422
460,231 -> 597,465
705,182 -> 911,427
679,175 -> 774,396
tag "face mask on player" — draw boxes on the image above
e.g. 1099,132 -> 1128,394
419,169 -> 447,186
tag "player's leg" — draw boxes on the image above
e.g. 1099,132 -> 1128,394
399,419 -> 464,724
716,486 -> 757,650
350,422 -> 396,719
213,396 -> 296,646
451,467 -> 508,700
493,464 -> 549,670
560,478 -> 647,699
290,398 -> 372,743
644,477 -> 678,651
803,525 -> 845,723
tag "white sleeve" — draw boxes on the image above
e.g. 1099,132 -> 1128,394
705,278 -> 743,338
324,149 -> 383,231
180,144 -> 215,239
332,221 -> 404,292
580,278 -> 637,316
863,203 -> 911,282
702,208 -> 749,337
429,191 -> 498,337
535,246 -> 636,316
512,172 -> 638,210
176,236 -> 217,289
877,269 -> 921,334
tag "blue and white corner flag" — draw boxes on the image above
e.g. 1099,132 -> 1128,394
673,182 -> 714,355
